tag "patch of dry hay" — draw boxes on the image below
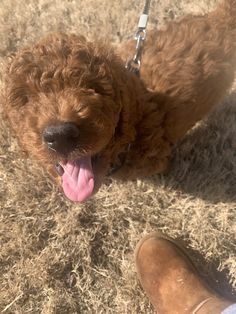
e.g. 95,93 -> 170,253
0,0 -> 236,313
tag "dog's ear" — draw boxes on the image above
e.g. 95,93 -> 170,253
133,91 -> 172,153
3,53 -> 31,108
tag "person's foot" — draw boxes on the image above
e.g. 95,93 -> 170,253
135,232 -> 232,314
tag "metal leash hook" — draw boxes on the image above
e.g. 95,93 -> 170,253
126,0 -> 151,76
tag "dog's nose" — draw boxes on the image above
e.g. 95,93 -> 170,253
43,122 -> 79,155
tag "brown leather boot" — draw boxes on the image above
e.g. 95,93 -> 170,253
135,232 -> 233,314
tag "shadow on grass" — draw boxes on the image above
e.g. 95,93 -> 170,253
174,235 -> 236,302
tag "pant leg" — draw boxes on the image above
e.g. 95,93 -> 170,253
221,304 -> 236,314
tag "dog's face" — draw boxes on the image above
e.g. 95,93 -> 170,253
3,33 -> 126,202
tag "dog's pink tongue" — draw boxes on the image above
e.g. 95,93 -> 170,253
61,157 -> 94,202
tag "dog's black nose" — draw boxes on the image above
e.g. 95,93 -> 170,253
43,122 -> 79,155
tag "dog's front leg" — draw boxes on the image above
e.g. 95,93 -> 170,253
111,133 -> 172,180
112,153 -> 170,180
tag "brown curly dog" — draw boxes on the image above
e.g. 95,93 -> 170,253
2,0 -> 236,202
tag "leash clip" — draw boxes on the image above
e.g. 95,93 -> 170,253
126,1 -> 151,76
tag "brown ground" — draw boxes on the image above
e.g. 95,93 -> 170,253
0,0 -> 236,313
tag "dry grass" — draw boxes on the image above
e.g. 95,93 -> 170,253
0,0 -> 236,313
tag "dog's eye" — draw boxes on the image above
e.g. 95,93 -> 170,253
9,86 -> 29,107
75,107 -> 83,114
74,102 -> 89,115
92,84 -> 113,97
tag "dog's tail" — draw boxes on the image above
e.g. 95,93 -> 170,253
212,0 -> 236,29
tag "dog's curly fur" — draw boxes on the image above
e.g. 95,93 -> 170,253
2,0 -> 236,200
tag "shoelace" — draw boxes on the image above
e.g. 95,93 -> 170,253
192,297 -> 214,314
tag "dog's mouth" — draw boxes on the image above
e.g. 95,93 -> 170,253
53,140 -> 131,202
56,156 -> 95,203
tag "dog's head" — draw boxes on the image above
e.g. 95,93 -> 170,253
3,33 -> 139,202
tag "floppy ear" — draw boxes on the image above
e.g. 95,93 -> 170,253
1,61 -> 30,158
3,54 -> 30,109
134,92 -> 169,151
